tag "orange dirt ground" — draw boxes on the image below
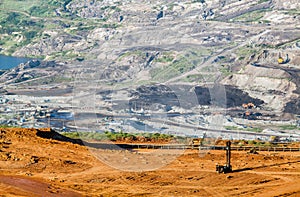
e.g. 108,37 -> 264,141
0,128 -> 299,197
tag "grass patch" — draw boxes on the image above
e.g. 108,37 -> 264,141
0,0 -> 41,12
0,125 -> 17,128
279,125 -> 300,130
0,10 -> 45,55
225,126 -> 239,130
0,0 -> 96,56
150,49 -> 210,81
48,50 -> 82,60
258,0 -> 269,4
117,50 -> 145,62
246,140 -> 272,147
219,65 -> 232,76
154,52 -> 176,64
60,131 -> 175,142
231,9 -> 271,23
181,74 -> 203,82
236,46 -> 259,58
0,12 -> 44,34
150,57 -> 195,81
181,73 -> 216,83
283,9 -> 300,16
225,126 -> 263,133
101,23 -> 120,29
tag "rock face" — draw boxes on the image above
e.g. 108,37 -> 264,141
129,84 -> 180,111
127,84 -> 265,112
2,0 -> 300,117
195,85 -> 264,108
14,34 -> 87,57
0,60 -> 64,85
221,47 -> 300,113
222,64 -> 297,112
273,0 -> 300,9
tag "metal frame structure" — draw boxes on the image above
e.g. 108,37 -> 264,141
216,141 -> 232,173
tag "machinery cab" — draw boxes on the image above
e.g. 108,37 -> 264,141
278,56 -> 284,64
278,53 -> 289,64
216,164 -> 232,174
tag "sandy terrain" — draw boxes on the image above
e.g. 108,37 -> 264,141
0,128 -> 299,196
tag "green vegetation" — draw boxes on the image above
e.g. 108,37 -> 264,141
181,74 -> 203,82
117,50 -> 145,62
49,50 -> 81,60
154,52 -> 175,63
0,1 -> 47,55
225,126 -> 263,133
236,46 -> 258,58
283,9 -> 300,16
0,12 -> 43,37
275,38 -> 300,49
219,65 -> 231,76
0,0 -> 41,12
0,125 -> 17,128
150,49 -> 210,81
0,0 -> 121,57
231,9 -> 271,23
258,0 -> 270,4
150,57 -> 194,81
29,0 -> 72,17
101,23 -> 120,29
243,140 -> 273,147
0,114 -> 15,119
181,73 -> 216,83
247,127 -> 264,133
60,131 -> 175,142
279,125 -> 300,130
101,5 -> 121,12
23,75 -> 73,86
259,20 -> 271,24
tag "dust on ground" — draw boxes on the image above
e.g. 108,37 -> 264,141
0,128 -> 299,196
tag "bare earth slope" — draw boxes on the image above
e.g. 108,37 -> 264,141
1,0 -> 300,117
0,128 -> 299,196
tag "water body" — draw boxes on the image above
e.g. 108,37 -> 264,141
0,55 -> 32,70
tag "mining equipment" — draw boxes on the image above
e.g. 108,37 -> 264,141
242,103 -> 255,109
216,141 -> 232,174
278,55 -> 284,64
242,103 -> 259,120
278,53 -> 289,64
192,135 -> 206,146
192,138 -> 202,145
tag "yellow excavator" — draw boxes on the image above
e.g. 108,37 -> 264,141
278,53 -> 289,64
278,53 -> 284,64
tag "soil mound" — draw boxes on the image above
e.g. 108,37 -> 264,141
0,128 -> 299,196
0,127 -> 83,144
